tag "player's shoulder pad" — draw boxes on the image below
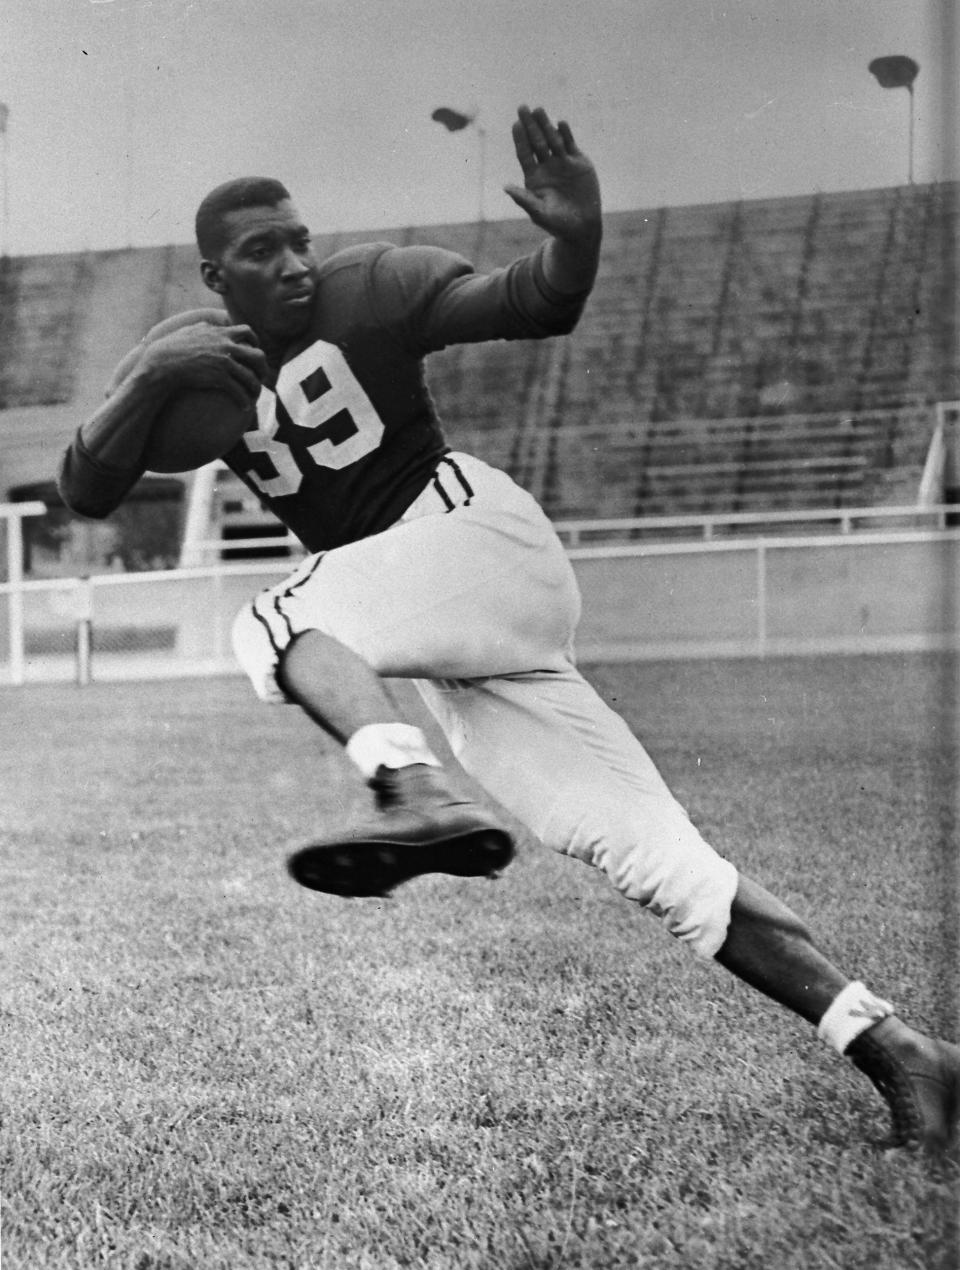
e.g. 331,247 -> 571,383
313,241 -> 474,333
371,244 -> 476,327
315,241 -> 396,278
370,242 -> 475,308
318,240 -> 473,285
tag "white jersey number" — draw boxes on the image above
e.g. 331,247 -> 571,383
243,340 -> 384,498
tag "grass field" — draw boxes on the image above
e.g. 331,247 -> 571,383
2,653 -> 958,1269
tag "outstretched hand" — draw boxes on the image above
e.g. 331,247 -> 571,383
504,106 -> 601,244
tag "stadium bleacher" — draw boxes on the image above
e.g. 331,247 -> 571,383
1,181 -> 957,570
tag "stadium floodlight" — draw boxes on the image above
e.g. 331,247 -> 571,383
0,103 -> 8,258
431,106 -> 487,222
868,56 -> 920,184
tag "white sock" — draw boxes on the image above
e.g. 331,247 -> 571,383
345,723 -> 441,781
817,981 -> 895,1054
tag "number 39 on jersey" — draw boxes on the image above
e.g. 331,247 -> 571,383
243,339 -> 385,498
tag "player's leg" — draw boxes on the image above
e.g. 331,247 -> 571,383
415,667 -> 741,956
415,668 -> 960,1153
232,456 -> 581,895
277,628 -> 407,740
417,669 -> 851,1014
717,880 -> 960,1155
274,629 -> 515,892
231,554 -> 516,896
715,875 -> 846,1022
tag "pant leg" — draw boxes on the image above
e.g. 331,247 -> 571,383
414,667 -> 739,959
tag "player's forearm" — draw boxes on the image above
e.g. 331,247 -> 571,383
57,435 -> 143,519
504,232 -> 601,338
78,360 -> 172,467
58,363 -> 170,517
540,221 -> 603,298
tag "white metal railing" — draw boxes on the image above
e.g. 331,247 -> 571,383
566,524 -> 960,658
0,501 -> 46,685
0,560 -> 295,688
2,521 -> 958,685
553,503 -> 957,546
3,503 -> 959,686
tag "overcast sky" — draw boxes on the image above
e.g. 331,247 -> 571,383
2,0 -> 956,256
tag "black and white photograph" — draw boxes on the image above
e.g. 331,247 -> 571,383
1,1 -> 958,1266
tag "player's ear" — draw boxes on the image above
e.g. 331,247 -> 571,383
200,259 -> 227,295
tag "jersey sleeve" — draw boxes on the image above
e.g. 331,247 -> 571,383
366,242 -> 590,355
57,433 -> 145,519
57,308 -> 228,518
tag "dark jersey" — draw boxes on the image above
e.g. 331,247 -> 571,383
59,240 -> 589,551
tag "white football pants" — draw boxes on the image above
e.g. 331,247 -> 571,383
232,452 -> 739,957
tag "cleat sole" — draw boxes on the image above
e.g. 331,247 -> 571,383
287,825 -> 514,897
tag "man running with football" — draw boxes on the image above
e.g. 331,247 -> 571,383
59,105 -> 959,1157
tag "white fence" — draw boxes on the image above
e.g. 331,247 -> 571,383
1,503 -> 958,686
554,502 -> 958,545
570,522 -> 960,662
0,501 -> 45,685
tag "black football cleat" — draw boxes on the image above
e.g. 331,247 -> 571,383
846,1016 -> 960,1155
287,764 -> 515,898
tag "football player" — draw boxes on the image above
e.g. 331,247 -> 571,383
59,106 -> 959,1156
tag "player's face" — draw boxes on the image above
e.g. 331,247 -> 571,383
202,201 -> 318,343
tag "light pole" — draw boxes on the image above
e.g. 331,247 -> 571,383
868,55 -> 920,185
431,106 -> 487,222
0,103 -> 9,258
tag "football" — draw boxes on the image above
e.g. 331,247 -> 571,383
143,388 -> 257,473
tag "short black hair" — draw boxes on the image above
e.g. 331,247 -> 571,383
195,177 -> 292,259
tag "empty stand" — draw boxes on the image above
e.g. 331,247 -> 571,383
0,252 -> 92,408
1,182 -> 957,567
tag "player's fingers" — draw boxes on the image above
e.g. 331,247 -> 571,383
503,184 -> 543,223
224,324 -> 261,347
557,120 -> 581,155
218,328 -> 266,373
530,106 -> 566,156
105,346 -> 143,396
516,104 -> 551,163
221,356 -> 264,400
511,118 -> 538,175
228,340 -> 268,376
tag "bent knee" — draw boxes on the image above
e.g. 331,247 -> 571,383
555,802 -> 740,959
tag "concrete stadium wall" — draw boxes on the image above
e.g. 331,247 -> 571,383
3,531 -> 958,685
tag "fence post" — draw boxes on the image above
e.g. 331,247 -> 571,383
75,577 -> 94,686
2,501 -> 46,685
7,511 -> 27,685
